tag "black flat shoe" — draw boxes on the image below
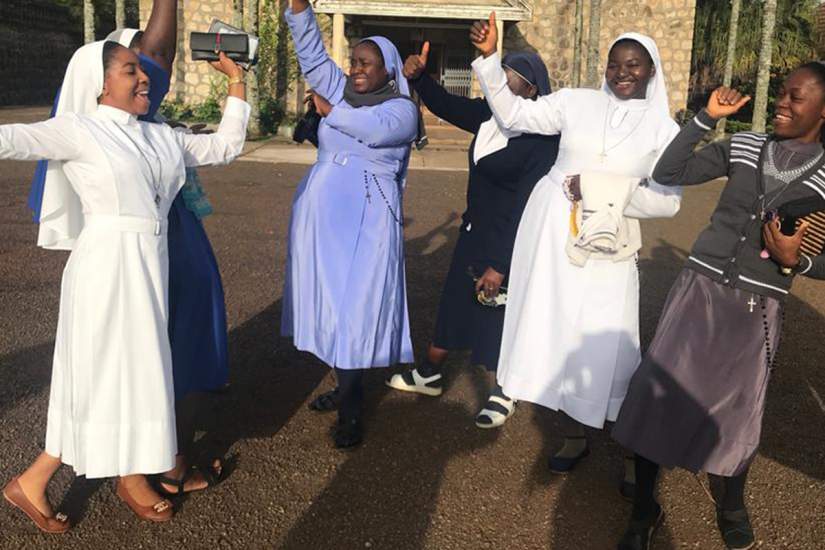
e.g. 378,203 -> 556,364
309,389 -> 339,412
617,502 -> 664,550
333,417 -> 363,449
548,438 -> 590,474
716,508 -> 755,550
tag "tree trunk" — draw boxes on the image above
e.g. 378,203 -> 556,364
83,0 -> 95,43
244,0 -> 262,137
115,0 -> 126,29
752,0 -> 777,133
585,0 -> 602,88
716,0 -> 741,137
572,0 -> 584,87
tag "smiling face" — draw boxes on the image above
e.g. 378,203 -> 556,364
773,67 -> 825,143
100,45 -> 151,115
349,41 -> 390,94
605,40 -> 655,100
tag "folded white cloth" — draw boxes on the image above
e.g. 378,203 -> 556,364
566,172 -> 641,266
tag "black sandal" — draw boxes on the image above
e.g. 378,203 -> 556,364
309,389 -> 340,412
155,457 -> 224,497
716,508 -> 755,550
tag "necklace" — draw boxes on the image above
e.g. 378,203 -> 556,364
760,141 -> 824,219
114,123 -> 164,208
599,99 -> 647,162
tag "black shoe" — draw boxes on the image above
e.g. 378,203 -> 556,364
333,417 -> 363,449
309,389 -> 339,412
716,508 -> 755,550
617,502 -> 664,550
548,439 -> 590,473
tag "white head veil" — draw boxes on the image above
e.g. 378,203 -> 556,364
38,40 -> 107,250
600,33 -> 671,126
107,28 -> 140,48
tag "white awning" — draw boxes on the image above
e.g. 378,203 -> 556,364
312,0 -> 532,21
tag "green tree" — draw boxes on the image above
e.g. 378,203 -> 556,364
716,0 -> 742,137
753,0 -> 779,132
244,0 -> 262,136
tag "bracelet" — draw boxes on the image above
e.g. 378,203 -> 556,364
228,76 -> 245,86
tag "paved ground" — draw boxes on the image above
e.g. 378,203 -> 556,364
1,111 -> 825,549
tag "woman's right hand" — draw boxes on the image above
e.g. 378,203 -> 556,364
403,42 -> 430,80
470,12 -> 498,58
291,0 -> 310,13
706,86 -> 751,119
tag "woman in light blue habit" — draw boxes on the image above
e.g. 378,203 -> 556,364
284,0 -> 419,448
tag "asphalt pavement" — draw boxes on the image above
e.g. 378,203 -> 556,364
1,119 -> 824,549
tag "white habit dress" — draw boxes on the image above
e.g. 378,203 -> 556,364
0,98 -> 250,478
473,34 -> 682,429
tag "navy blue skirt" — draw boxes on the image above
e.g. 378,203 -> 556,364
432,229 -> 506,371
167,195 -> 229,399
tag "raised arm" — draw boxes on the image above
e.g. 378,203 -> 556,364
412,73 -> 489,135
469,13 -> 563,135
138,0 -> 177,73
0,116 -> 82,163
404,42 -> 489,134
324,98 -> 418,148
652,87 -> 751,187
285,2 -> 345,105
178,54 -> 250,166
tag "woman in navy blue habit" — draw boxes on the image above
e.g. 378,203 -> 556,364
27,0 -> 227,494
386,43 -> 559,428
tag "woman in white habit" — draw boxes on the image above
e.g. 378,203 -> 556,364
0,41 -> 249,531
470,15 -> 681,488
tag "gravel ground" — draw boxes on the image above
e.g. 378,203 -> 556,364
1,142 -> 824,549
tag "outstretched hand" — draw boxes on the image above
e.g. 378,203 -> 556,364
706,86 -> 751,120
403,41 -> 430,80
470,12 -> 498,58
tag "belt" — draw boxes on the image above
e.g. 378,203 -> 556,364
317,151 -> 401,180
84,214 -> 168,236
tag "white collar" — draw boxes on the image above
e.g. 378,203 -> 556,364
96,104 -> 139,125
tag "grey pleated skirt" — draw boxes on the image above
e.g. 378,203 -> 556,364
612,268 -> 782,477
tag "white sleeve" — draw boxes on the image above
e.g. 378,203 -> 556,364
177,97 -> 251,167
471,52 -> 566,136
624,121 -> 683,219
0,115 -> 83,162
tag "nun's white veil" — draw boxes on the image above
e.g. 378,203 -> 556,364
38,41 -> 107,250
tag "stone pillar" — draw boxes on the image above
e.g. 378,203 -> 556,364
332,13 -> 346,66
496,18 -> 504,55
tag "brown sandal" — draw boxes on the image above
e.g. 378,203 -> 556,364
2,477 -> 70,534
115,479 -> 174,522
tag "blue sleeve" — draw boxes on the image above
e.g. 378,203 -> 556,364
27,89 -> 61,221
138,53 -> 171,122
285,6 -> 345,105
324,99 -> 418,148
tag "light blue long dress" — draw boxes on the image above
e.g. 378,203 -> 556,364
282,7 -> 417,369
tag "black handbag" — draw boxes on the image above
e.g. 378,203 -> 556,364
777,196 -> 825,255
293,101 -> 321,148
190,32 -> 249,62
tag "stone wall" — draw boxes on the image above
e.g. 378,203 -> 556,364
140,0 -> 239,104
142,0 -> 696,118
0,0 -> 81,106
507,0 -> 697,115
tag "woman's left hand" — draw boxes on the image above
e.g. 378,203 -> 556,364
475,267 -> 505,298
763,218 -> 809,268
312,93 -> 333,117
210,51 -> 244,80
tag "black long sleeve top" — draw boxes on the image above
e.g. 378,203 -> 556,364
411,73 -> 559,275
652,109 -> 825,300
